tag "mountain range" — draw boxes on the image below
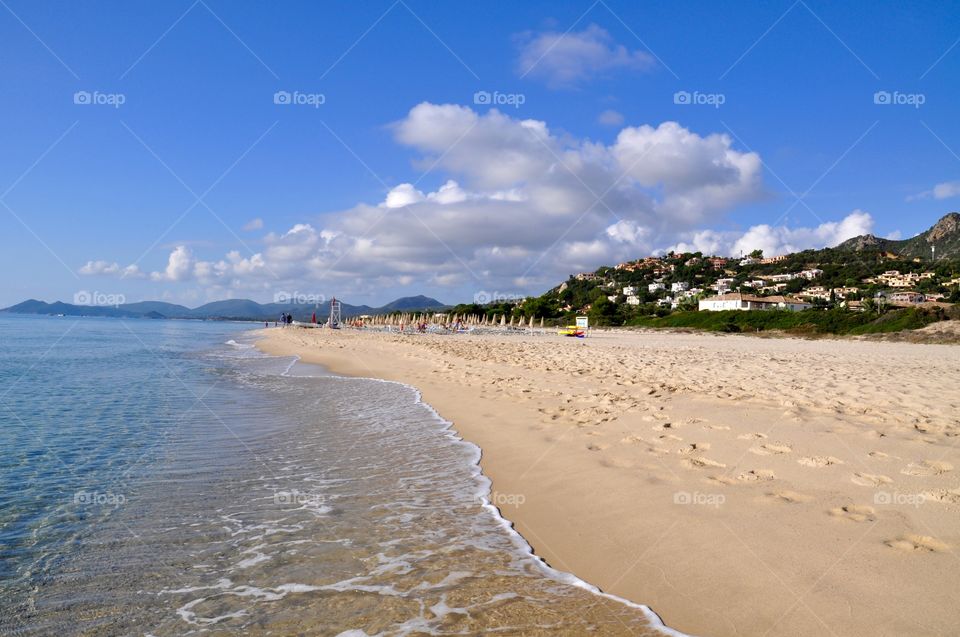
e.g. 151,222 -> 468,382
0,295 -> 447,321
837,212 -> 960,259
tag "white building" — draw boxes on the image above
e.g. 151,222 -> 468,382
671,282 -> 689,292
698,292 -> 813,312
770,273 -> 795,283
799,269 -> 823,280
626,295 -> 641,305
622,286 -> 637,296
648,282 -> 665,292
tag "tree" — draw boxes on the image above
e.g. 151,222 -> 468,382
749,249 -> 764,259
588,294 -> 620,325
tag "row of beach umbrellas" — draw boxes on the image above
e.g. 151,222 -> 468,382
345,313 -> 545,328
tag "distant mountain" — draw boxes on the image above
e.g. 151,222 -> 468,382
120,301 -> 193,316
1,296 -> 448,321
379,295 -> 448,311
2,299 -> 145,318
837,212 -> 960,259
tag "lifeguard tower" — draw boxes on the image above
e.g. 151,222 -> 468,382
328,297 -> 342,328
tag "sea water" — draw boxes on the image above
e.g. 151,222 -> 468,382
0,315 -> 682,636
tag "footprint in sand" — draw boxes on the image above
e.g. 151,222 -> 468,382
750,443 -> 793,456
678,442 -> 711,455
738,469 -> 776,482
737,432 -> 768,441
767,490 -> 813,504
901,460 -> 953,477
885,534 -> 949,553
851,472 -> 893,487
704,424 -> 731,431
709,475 -> 738,486
921,488 -> 960,505
586,442 -> 609,452
828,504 -> 876,522
599,457 -> 635,469
682,456 -> 726,469
798,456 -> 844,468
868,451 -> 890,460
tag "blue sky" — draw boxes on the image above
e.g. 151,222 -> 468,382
2,0 -> 959,307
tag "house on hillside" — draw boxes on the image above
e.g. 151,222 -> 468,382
648,282 -> 665,292
799,286 -> 830,301
698,292 -> 812,312
888,291 -> 925,305
760,255 -> 788,264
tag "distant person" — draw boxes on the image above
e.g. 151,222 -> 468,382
312,312 -> 317,324
280,312 -> 286,327
287,313 -> 293,326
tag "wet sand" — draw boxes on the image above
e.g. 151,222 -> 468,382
258,326 -> 960,637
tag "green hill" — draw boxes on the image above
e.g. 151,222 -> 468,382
837,212 -> 960,259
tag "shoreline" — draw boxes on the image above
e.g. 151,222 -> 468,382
272,346 -> 690,637
257,326 -> 960,637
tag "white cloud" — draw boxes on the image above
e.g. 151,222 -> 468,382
79,260 -> 143,278
78,103 -> 869,302
243,217 -> 264,231
516,24 -> 655,88
381,183 -> 425,208
909,180 -> 960,201
668,210 -> 874,257
598,109 -> 624,126
79,260 -> 120,276
150,245 -> 194,282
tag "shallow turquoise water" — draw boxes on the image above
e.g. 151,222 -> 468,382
0,315 -> 677,636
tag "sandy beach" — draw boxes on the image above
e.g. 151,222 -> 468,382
258,326 -> 960,637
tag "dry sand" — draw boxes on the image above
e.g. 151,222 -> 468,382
258,326 -> 960,637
